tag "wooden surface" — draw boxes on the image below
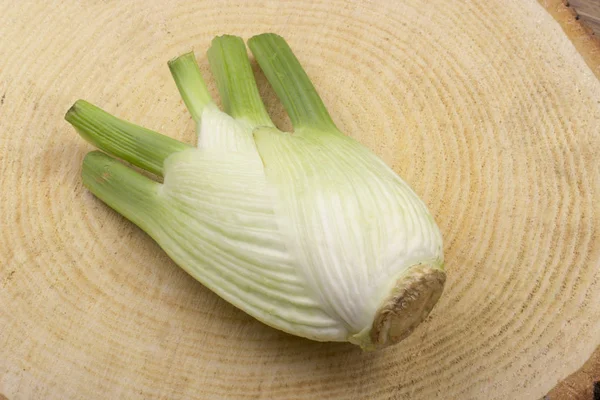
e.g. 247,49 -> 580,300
547,348 -> 600,399
570,0 -> 600,35
1,1 -> 599,399
538,2 -> 600,397
540,0 -> 600,79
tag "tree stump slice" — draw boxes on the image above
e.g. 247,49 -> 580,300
1,1 -> 599,399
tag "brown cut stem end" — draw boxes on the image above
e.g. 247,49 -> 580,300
370,264 -> 446,349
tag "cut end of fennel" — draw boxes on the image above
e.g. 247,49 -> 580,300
350,264 -> 446,350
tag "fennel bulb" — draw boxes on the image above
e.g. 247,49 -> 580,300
65,33 -> 445,349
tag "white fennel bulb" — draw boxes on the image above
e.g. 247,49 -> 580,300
66,33 -> 445,349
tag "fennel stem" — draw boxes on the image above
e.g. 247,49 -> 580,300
65,100 -> 190,176
248,33 -> 338,132
207,35 -> 274,128
168,52 -> 213,123
82,151 -> 162,234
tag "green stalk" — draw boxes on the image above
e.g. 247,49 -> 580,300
248,33 -> 337,132
207,35 -> 274,127
65,100 -> 191,176
82,151 -> 162,233
168,52 -> 213,123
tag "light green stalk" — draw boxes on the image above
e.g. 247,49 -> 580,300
168,52 -> 213,123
